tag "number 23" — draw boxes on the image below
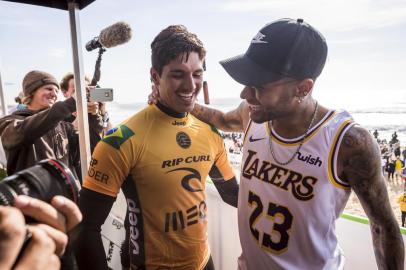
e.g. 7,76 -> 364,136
248,190 -> 293,253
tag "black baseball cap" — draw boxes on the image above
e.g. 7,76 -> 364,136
220,18 -> 328,86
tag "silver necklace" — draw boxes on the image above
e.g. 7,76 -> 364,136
269,101 -> 319,166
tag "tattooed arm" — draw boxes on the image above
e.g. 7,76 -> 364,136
192,100 -> 250,132
338,125 -> 404,270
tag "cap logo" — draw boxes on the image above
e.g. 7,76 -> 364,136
251,32 -> 268,44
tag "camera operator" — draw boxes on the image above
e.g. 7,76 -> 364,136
60,72 -> 112,141
0,195 -> 82,270
0,70 -> 104,180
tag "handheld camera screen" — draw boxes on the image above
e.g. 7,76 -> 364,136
89,88 -> 114,102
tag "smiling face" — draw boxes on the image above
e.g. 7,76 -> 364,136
240,79 -> 300,123
28,84 -> 59,110
151,52 -> 204,113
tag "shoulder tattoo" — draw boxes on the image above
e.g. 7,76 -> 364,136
341,125 -> 380,182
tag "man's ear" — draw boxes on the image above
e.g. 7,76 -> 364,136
296,78 -> 314,97
150,68 -> 160,86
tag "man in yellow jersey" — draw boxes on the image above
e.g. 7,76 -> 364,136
398,192 -> 406,227
75,25 -> 238,270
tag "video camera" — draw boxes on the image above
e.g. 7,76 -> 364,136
88,87 -> 114,103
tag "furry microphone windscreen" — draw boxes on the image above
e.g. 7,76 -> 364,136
99,21 -> 132,49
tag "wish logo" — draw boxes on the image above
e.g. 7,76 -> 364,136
296,152 -> 322,167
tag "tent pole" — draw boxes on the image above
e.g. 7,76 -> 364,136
68,1 -> 91,180
0,60 -> 7,116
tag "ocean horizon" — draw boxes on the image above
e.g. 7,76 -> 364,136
108,97 -> 406,146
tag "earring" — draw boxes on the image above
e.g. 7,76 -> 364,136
303,91 -> 308,96
297,97 -> 303,103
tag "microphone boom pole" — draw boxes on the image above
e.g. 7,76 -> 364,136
91,47 -> 106,87
86,21 -> 132,87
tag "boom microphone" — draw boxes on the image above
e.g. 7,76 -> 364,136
86,21 -> 132,51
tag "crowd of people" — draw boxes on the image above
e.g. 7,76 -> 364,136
374,130 -> 406,182
221,132 -> 244,154
0,18 -> 404,270
371,130 -> 406,229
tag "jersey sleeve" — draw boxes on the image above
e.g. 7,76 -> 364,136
83,124 -> 136,197
212,129 -> 235,181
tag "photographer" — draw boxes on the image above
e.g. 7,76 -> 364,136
0,195 -> 82,270
0,70 -> 104,180
60,72 -> 112,141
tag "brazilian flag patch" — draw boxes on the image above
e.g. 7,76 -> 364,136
102,125 -> 135,149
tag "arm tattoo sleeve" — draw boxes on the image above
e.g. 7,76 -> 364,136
340,125 -> 404,270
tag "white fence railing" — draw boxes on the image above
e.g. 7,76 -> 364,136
102,184 -> 406,270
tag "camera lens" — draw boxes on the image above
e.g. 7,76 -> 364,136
0,159 -> 80,206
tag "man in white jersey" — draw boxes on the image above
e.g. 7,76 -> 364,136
190,18 -> 404,269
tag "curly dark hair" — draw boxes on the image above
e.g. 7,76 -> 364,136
151,25 -> 206,75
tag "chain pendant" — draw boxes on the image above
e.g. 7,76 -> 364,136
269,102 -> 319,166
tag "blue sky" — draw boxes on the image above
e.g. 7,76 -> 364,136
1,0 -> 406,109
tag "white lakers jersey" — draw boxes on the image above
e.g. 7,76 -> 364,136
238,110 -> 355,270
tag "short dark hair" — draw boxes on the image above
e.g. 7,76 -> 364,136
60,73 -> 74,93
151,25 -> 206,75
60,72 -> 91,93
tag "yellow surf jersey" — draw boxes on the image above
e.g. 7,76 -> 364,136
83,104 -> 234,270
